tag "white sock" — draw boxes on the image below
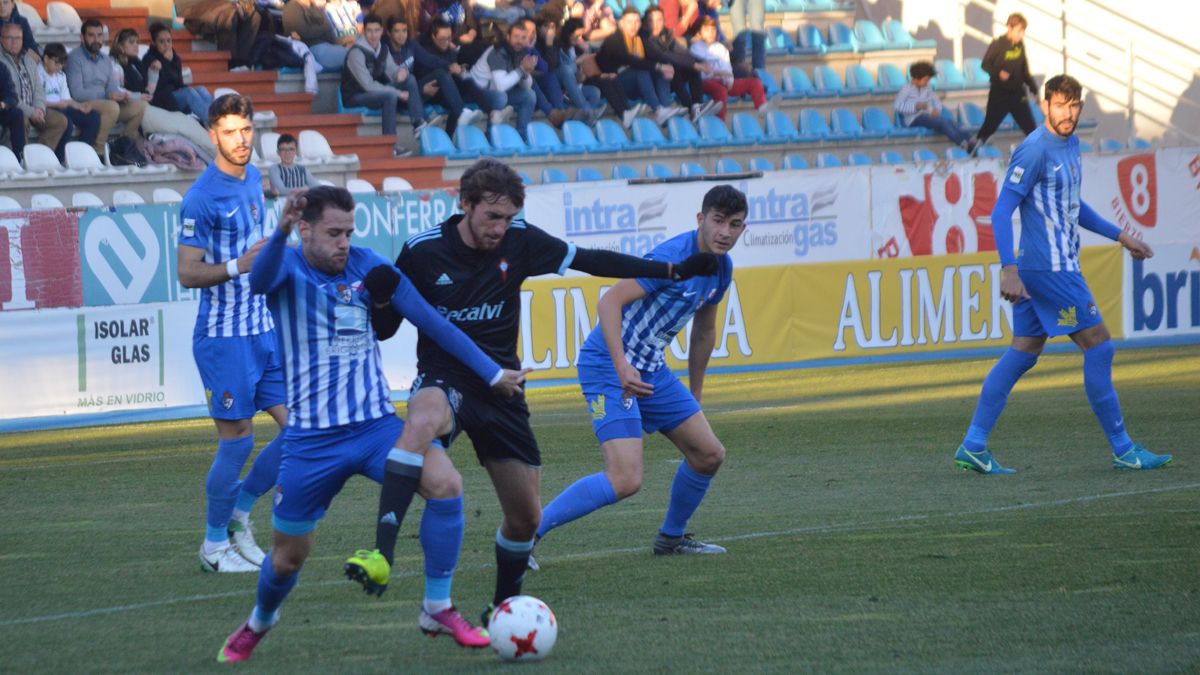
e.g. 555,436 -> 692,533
231,509 -> 250,523
247,608 -> 277,633
202,539 -> 230,555
423,598 -> 452,614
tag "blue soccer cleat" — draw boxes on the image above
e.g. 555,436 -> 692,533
1112,444 -> 1173,470
954,445 -> 1016,475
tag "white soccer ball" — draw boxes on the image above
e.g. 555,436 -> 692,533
487,595 -> 558,662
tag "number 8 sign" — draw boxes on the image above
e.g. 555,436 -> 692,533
1117,153 -> 1157,229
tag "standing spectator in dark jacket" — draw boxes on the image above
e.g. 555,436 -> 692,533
0,44 -> 24,159
143,22 -> 214,118
976,12 -> 1038,145
597,8 -> 684,125
0,0 -> 36,56
641,6 -> 717,122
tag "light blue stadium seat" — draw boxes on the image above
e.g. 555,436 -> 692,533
456,125 -> 507,157
563,120 -> 619,153
975,145 -> 1001,158
765,26 -> 796,55
813,65 -> 848,97
912,148 -> 938,162
699,115 -> 753,146
765,110 -> 802,142
895,110 -> 931,137
963,58 -> 989,89
862,106 -> 900,137
611,163 -> 639,179
799,109 -> 833,141
748,157 -> 775,171
1078,140 -> 1094,154
795,24 -> 826,55
853,20 -> 887,51
946,147 -> 970,160
830,108 -> 865,138
421,126 -> 478,159
337,88 -> 381,117
844,64 -> 876,95
646,162 -> 675,178
1130,137 -> 1151,150
517,171 -> 533,185
576,166 -> 604,181
527,121 -> 581,154
732,112 -> 785,144
681,161 -> 707,176
875,62 -> 907,94
782,66 -> 821,98
826,22 -> 856,53
783,154 -> 810,169
882,19 -> 936,49
665,116 -> 705,147
880,150 -> 906,165
489,124 -> 542,156
960,101 -> 986,131
596,118 -> 653,151
633,117 -> 690,149
755,68 -> 784,97
934,60 -> 967,90
541,167 -> 570,183
716,158 -> 743,174
816,152 -> 842,167
1100,138 -> 1123,153
1028,99 -> 1045,126
847,152 -> 873,165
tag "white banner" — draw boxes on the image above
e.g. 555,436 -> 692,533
523,168 -> 875,268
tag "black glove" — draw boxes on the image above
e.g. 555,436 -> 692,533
671,252 -> 720,281
363,264 -> 401,304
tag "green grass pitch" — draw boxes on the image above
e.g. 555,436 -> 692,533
1,345 -> 1198,672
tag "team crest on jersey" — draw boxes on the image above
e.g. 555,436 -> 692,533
498,258 -> 509,282
336,283 -> 352,304
1009,166 -> 1025,184
589,394 -> 606,420
221,391 -> 235,410
1057,306 -> 1078,327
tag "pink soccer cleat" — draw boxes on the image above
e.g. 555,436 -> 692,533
418,607 -> 491,648
217,621 -> 269,663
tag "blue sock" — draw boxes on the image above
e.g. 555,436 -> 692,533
1083,341 -> 1134,455
962,348 -> 1039,452
419,496 -> 464,609
236,434 -> 286,511
206,436 -> 255,541
252,552 -> 298,631
537,472 -> 618,539
660,462 -> 714,538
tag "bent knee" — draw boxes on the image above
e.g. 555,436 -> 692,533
272,552 -> 305,576
422,468 -> 463,500
691,444 -> 726,475
608,470 -> 643,500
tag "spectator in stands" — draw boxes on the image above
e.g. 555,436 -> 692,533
567,19 -> 642,129
267,132 -> 321,196
598,8 -> 684,126
641,6 -> 717,123
689,16 -> 770,121
471,0 -> 530,30
522,17 -> 576,128
0,23 -> 67,158
0,45 -> 23,159
579,0 -> 615,42
67,19 -> 148,155
467,20 -> 536,136
412,17 -> 489,137
977,12 -> 1038,145
724,0 -> 766,73
538,16 -> 604,125
283,0 -> 349,72
343,13 -> 436,156
659,0 -> 698,40
39,43 -> 101,157
143,23 -> 215,118
384,15 -> 448,135
895,61 -> 977,155
418,0 -> 468,37
109,29 -> 156,104
0,0 -> 36,56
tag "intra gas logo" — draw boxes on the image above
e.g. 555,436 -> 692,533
561,192 -> 670,255
744,186 -> 839,258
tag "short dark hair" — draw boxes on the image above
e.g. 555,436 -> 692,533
701,185 -> 748,218
81,18 -> 104,35
644,5 -> 663,19
621,6 -> 641,18
43,42 -> 67,61
208,93 -> 254,127
507,20 -> 525,35
362,13 -> 384,29
386,15 -> 407,31
459,159 -> 525,209
300,186 -> 356,225
148,22 -> 171,41
429,17 -> 452,36
1006,12 -> 1027,28
277,133 -> 298,149
1043,74 -> 1082,102
698,16 -> 717,28
909,61 -> 936,80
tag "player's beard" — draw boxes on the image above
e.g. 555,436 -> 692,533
218,141 -> 251,167
1050,113 -> 1077,138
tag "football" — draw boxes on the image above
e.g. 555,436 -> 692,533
486,595 -> 558,662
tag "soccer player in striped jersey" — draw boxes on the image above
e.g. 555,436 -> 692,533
535,185 -> 745,558
345,159 -> 721,627
179,94 -> 285,573
218,187 -> 527,662
954,74 -> 1171,475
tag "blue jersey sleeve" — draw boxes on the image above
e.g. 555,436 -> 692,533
249,227 -> 290,295
1003,141 -> 1044,198
389,273 -> 504,386
178,193 -> 211,249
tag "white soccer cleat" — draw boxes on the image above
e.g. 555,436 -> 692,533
228,519 -> 266,566
200,544 -> 261,573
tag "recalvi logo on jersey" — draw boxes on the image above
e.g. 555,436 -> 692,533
437,301 -> 505,322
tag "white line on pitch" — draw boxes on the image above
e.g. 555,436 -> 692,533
2,481 -> 1197,627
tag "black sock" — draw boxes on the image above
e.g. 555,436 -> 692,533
375,459 -> 422,566
493,541 -> 532,606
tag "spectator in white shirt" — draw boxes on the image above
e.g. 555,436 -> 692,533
894,61 -> 977,154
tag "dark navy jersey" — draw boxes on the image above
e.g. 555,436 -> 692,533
397,215 -> 576,377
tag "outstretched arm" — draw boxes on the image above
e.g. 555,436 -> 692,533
570,247 -> 719,280
1080,200 -> 1153,259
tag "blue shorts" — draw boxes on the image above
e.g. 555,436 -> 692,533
1013,270 -> 1103,338
192,332 -> 286,420
272,414 -> 404,535
578,361 -> 701,442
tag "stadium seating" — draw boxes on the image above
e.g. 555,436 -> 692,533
881,19 -> 936,49
681,161 -> 708,176
0,195 -> 21,211
844,64 -> 877,95
24,143 -> 85,177
612,164 -> 638,180
816,152 -> 842,167
455,125 -> 501,157
963,58 -> 990,88
112,189 -> 145,205
31,193 -> 64,209
782,66 -> 822,98
152,187 -> 184,204
576,166 -> 604,181
346,178 -> 376,194
596,119 -> 653,151
259,132 -> 282,163
934,60 -> 968,90
863,106 -> 908,137
1028,99 -> 1045,126
732,112 -> 786,145
16,3 -> 71,40
72,192 -> 105,207
1078,140 -> 1094,153
782,154 -> 810,169
647,162 -> 674,178
66,142 -> 131,176
765,26 -> 796,55
381,176 -> 412,192
46,2 -> 83,32
913,148 -> 938,162
755,68 -> 785,98
795,25 -> 827,55
875,63 -> 908,94
880,150 -> 906,164
975,145 -> 1001,158
829,108 -> 865,138
847,152 -> 872,165
749,157 -> 776,171
541,167 -> 570,183
946,147 -> 970,160
563,120 -> 619,153
1130,137 -> 1151,150
490,123 -> 541,155
336,88 -> 381,117
517,171 -> 533,185
799,109 -> 834,140
698,115 -> 753,146
528,121 -> 581,154
764,110 -> 802,142
960,101 -> 986,131
853,20 -> 888,51
665,116 -> 704,148
633,117 -> 689,149
813,65 -> 850,97
298,130 -> 355,165
0,146 -> 37,179
421,126 -> 474,158
1100,138 -> 1123,153
716,158 -> 743,174
826,23 -> 856,52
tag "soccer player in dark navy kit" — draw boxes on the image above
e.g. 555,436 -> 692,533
179,94 -> 285,573
217,187 -> 526,662
953,74 -> 1172,475
345,159 -> 721,626
536,185 -> 746,559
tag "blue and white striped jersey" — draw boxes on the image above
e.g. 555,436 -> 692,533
1004,126 -> 1084,272
260,244 -> 396,431
578,231 -> 733,373
179,163 -> 273,337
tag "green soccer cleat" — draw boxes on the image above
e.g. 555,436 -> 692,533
954,445 -> 1016,475
344,549 -> 389,597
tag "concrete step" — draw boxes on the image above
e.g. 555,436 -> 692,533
78,7 -> 148,35
324,135 -> 402,162
247,93 -> 317,118
189,70 -> 282,97
355,157 -> 449,190
176,51 -> 231,73
271,114 -> 366,139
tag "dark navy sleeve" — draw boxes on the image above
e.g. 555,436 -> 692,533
521,223 -> 574,277
635,241 -> 678,296
389,273 -> 504,386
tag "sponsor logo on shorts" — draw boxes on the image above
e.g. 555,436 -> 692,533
589,394 -> 606,420
1057,306 -> 1078,327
